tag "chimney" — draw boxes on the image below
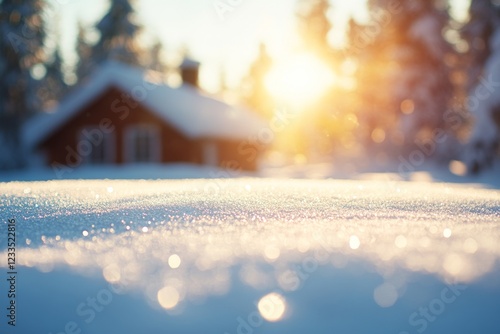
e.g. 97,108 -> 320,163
180,57 -> 200,88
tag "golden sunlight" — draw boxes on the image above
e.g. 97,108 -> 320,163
265,54 -> 335,107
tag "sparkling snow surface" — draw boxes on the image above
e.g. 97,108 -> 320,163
1,179 -> 499,333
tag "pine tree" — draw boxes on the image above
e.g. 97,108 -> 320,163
41,46 -> 67,106
218,66 -> 229,98
461,0 -> 500,91
296,0 -> 332,57
363,0 -> 454,156
241,43 -> 274,120
295,0 -> 341,159
462,0 -> 500,173
346,16 -> 393,150
397,2 -> 454,145
0,0 -> 46,169
75,21 -> 93,81
147,41 -> 167,73
91,0 -> 143,68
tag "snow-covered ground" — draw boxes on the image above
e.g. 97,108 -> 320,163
0,164 -> 231,182
1,177 -> 499,334
3,160 -> 500,188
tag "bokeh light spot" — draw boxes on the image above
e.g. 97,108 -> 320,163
168,254 -> 181,269
401,99 -> 415,114
371,128 -> 386,144
103,263 -> 121,283
258,293 -> 287,322
349,235 -> 360,250
463,238 -> 478,254
443,228 -> 452,238
157,286 -> 180,310
373,283 -> 398,308
395,235 -> 407,249
264,245 -> 281,261
449,160 -> 467,176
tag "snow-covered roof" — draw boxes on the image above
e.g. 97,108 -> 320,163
23,61 -> 266,149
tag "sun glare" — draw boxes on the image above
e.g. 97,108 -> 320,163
265,54 -> 335,107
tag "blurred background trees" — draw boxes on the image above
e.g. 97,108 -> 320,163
348,1 -> 456,162
461,0 -> 500,173
0,0 -> 46,169
0,0 -> 499,173
247,0 -> 500,173
242,43 -> 274,120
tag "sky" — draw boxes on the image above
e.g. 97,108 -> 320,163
49,0 -> 470,93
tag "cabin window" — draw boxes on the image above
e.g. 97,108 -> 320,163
78,127 -> 115,164
124,125 -> 161,163
202,141 -> 219,167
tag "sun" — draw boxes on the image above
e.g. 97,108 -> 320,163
265,53 -> 335,107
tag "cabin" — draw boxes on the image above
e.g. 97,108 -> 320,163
23,61 -> 267,175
